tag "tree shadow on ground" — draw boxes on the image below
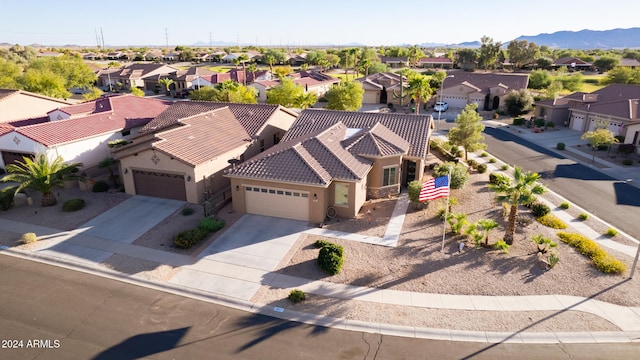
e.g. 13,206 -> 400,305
92,327 -> 189,360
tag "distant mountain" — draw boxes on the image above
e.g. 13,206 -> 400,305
513,28 -> 640,49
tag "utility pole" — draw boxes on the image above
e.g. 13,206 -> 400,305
209,32 -> 212,47
165,28 -> 169,51
100,28 -> 105,48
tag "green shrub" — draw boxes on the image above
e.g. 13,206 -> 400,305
476,163 -> 488,173
577,212 -> 589,221
318,243 -> 344,275
530,202 -> 551,217
618,144 -> 634,155
0,186 -> 17,211
614,135 -> 625,143
181,207 -> 195,216
532,234 -> 557,253
92,180 -> 110,192
622,159 -> 633,166
494,240 -> 510,254
489,172 -> 509,186
467,159 -> 477,168
500,164 -> 509,171
314,239 -> 332,248
605,227 -> 618,237
288,289 -> 306,303
559,202 -> 570,209
480,152 -> 488,157
489,158 -> 497,163
534,118 -> 546,127
0,167 -> 5,175
516,214 -> 534,226
557,232 -> 626,274
548,252 -> 560,268
20,232 -> 38,244
62,198 -> 85,212
513,117 -> 524,126
537,214 -> 567,229
556,142 -> 565,150
546,121 -> 555,128
173,228 -> 209,249
407,180 -> 422,203
107,139 -> 129,148
198,217 -> 225,232
433,162 -> 469,189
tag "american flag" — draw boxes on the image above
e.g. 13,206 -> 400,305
419,176 -> 450,201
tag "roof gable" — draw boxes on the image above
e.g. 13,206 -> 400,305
342,122 -> 411,157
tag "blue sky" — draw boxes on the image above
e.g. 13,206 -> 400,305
2,0 -> 638,47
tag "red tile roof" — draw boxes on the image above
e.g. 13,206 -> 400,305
15,95 -> 170,146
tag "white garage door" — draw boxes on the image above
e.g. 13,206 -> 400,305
362,91 -> 379,104
442,96 -> 468,109
571,114 -> 585,131
245,185 -> 309,221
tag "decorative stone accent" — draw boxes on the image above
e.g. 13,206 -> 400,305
367,185 -> 400,199
151,153 -> 160,165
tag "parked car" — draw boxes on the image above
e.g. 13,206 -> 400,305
434,101 -> 449,112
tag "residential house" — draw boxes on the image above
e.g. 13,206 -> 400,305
225,109 -> 433,223
0,94 -> 170,170
113,102 -> 298,203
552,57 -> 593,71
437,72 -> 530,111
378,56 -> 409,68
619,58 -> 640,70
355,72 -> 408,106
251,70 -> 339,102
286,52 -> 307,66
97,63 -> 180,91
534,84 -> 640,150
0,89 -> 73,123
183,69 -> 273,92
418,57 -> 454,69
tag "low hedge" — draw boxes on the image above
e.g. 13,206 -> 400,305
557,232 -> 626,274
198,217 -> 225,232
537,214 -> 567,229
92,180 -> 110,193
62,198 -> 85,212
174,228 -> 209,249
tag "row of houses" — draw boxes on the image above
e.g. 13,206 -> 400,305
0,91 -> 432,224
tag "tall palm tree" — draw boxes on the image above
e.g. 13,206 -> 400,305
237,54 -> 250,85
488,167 -> 545,245
2,154 -> 83,207
407,75 -> 432,114
246,63 -> 258,83
263,54 -> 275,74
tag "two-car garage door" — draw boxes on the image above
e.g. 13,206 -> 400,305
244,185 -> 309,221
132,170 -> 187,201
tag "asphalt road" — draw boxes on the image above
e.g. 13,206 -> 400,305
482,126 -> 640,240
1,255 -> 639,360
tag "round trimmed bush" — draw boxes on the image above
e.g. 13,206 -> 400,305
62,198 -> 85,212
559,202 -> 570,209
531,202 -> 551,217
578,212 -> 589,221
622,159 -> 633,166
489,172 -> 509,186
318,243 -> 344,275
21,232 -> 38,244
557,142 -> 565,150
198,217 -> 225,232
92,180 -> 110,192
288,289 -> 306,303
433,162 -> 469,189
181,207 -> 195,216
476,163 -> 488,173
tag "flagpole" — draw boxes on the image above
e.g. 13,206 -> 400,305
441,166 -> 452,252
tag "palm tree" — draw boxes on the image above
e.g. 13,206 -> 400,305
488,166 -> 545,245
237,54 -> 250,85
2,154 -> 83,207
246,63 -> 258,83
294,92 -> 318,109
98,157 -> 119,187
476,219 -> 499,246
158,78 -> 174,95
407,75 -> 432,114
263,54 -> 275,74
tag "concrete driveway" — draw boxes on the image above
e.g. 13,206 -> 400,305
76,195 -> 185,243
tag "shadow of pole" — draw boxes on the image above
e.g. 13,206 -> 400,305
460,278 -> 632,360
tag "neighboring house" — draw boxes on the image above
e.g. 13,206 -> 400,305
106,51 -> 126,60
97,63 -> 180,91
418,57 -> 454,69
168,67 -> 218,94
437,72 -> 530,111
552,57 -> 593,71
378,56 -> 409,68
355,72 -> 407,105
619,58 -> 640,69
0,95 -> 170,169
534,84 -> 640,150
184,69 -> 273,91
251,70 -> 340,102
286,52 -> 307,66
0,89 -> 73,123
225,109 -> 433,223
113,102 -> 298,203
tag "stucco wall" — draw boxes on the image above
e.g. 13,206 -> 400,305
366,156 -> 402,198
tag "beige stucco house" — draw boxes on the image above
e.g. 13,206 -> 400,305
437,72 -> 529,111
225,109 -> 433,224
0,89 -> 73,123
355,72 -> 408,106
113,102 -> 299,203
534,84 -> 640,151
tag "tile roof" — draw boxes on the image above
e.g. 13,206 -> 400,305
355,72 -> 406,91
139,101 -> 286,135
14,95 -> 170,146
0,89 -> 72,106
225,122 -> 373,186
442,72 -> 529,93
283,109 -> 431,158
341,122 -> 411,157
152,108 -> 251,166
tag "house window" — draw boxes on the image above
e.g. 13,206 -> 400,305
383,167 -> 397,186
121,130 -> 131,136
334,183 -> 348,206
259,139 -> 265,152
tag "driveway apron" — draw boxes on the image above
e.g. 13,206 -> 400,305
76,195 -> 185,243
